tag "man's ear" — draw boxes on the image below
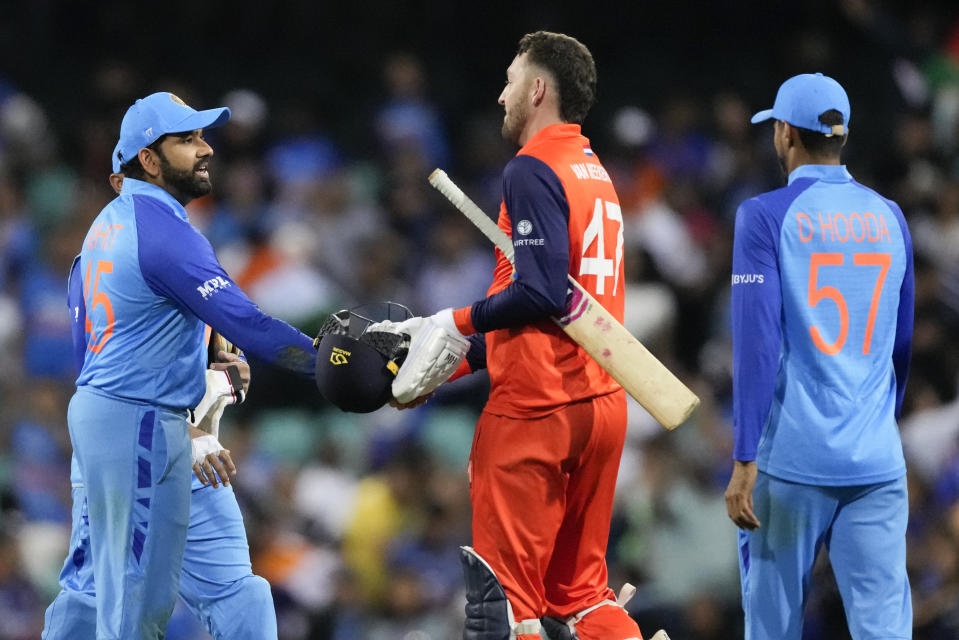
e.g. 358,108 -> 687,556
531,75 -> 547,108
138,147 -> 161,178
780,121 -> 798,150
108,173 -> 123,194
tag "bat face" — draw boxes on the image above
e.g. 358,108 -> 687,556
555,275 -> 700,429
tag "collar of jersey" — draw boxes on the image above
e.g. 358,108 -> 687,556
120,177 -> 189,221
787,163 -> 852,185
522,122 -> 583,149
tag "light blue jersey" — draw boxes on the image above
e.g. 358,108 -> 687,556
731,164 -> 915,640
77,180 -> 206,408
47,177 -> 314,639
731,164 -> 914,485
76,177 -> 315,410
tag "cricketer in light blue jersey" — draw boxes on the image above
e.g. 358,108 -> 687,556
43,170 -> 279,639
74,176 -> 314,406
727,74 -> 914,640
42,92 -> 316,640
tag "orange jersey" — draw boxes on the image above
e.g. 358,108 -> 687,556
479,124 -> 625,417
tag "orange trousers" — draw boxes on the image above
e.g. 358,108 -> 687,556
469,390 -> 642,640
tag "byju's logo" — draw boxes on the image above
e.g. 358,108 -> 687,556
196,276 -> 232,300
731,273 -> 764,285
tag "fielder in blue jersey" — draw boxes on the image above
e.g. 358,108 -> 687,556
43,168 -> 278,640
726,73 -> 914,640
41,92 -> 317,640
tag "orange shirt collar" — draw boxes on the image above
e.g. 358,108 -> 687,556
520,123 -> 582,151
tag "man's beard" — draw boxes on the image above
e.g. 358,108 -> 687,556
501,102 -> 528,145
158,152 -> 212,203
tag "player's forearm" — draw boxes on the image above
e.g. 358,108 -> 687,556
210,309 -> 315,378
731,328 -> 780,460
464,333 -> 487,371
465,279 -> 566,333
167,274 -> 315,377
892,208 -> 915,418
892,277 -> 914,418
731,288 -> 782,460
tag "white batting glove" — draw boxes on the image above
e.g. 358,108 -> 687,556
367,308 -> 460,339
427,307 -> 459,334
391,309 -> 469,403
189,366 -> 245,439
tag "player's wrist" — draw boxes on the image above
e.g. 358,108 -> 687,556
430,308 -> 459,334
191,434 -> 224,463
452,306 -> 476,335
447,358 -> 473,382
428,307 -> 476,336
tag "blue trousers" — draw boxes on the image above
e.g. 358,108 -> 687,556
42,388 -> 276,639
738,471 -> 911,640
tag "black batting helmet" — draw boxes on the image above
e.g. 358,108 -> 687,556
314,302 -> 412,413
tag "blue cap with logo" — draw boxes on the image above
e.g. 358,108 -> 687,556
114,92 -> 231,169
750,73 -> 850,137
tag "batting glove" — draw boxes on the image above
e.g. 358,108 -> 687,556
388,309 -> 469,403
189,365 -> 245,439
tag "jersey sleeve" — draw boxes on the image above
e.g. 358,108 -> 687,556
891,202 -> 914,418
447,333 -> 487,382
67,255 -> 87,374
465,333 -> 487,371
731,197 -> 783,461
133,196 -> 316,378
469,155 -> 570,332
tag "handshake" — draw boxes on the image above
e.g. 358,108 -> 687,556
313,305 -> 470,412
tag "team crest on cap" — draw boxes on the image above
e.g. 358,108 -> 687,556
169,93 -> 188,107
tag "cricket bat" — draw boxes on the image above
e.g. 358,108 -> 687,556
428,169 -> 699,430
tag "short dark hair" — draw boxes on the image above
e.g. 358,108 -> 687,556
516,31 -> 597,124
118,135 -> 168,180
795,109 -> 846,158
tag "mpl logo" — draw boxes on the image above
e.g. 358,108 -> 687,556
330,347 -> 350,365
196,276 -> 232,300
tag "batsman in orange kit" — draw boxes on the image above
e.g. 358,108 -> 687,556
385,31 -> 643,640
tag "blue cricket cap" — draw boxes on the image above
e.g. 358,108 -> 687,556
111,142 -> 121,174
750,73 -> 850,136
114,92 -> 230,169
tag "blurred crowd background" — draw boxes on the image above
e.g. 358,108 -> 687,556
1,1 -> 959,638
